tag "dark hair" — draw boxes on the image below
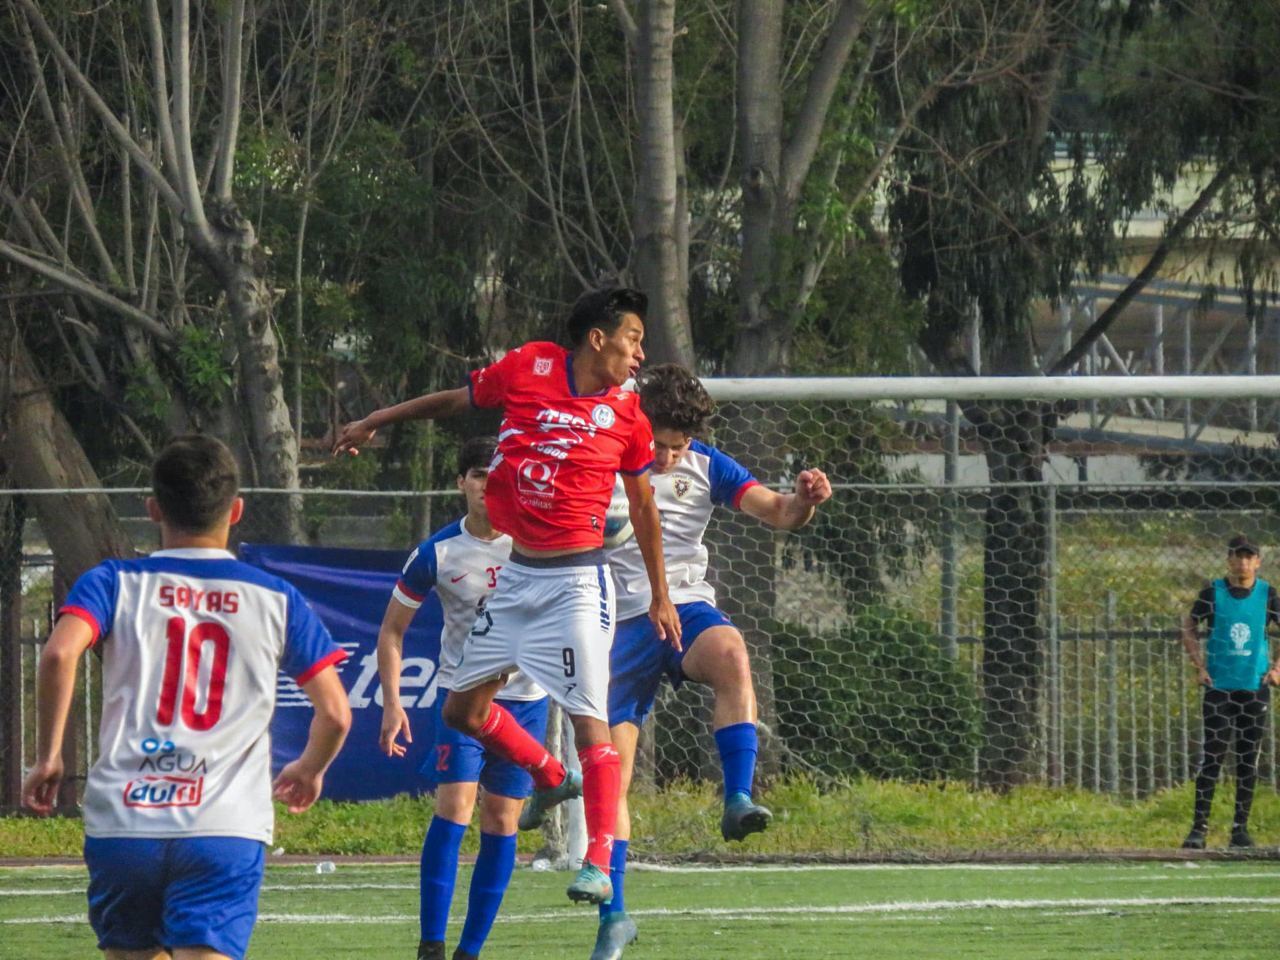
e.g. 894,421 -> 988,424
152,434 -> 240,533
565,287 -> 648,347
458,436 -> 497,477
636,363 -> 715,436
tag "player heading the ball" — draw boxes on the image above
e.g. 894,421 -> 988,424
377,437 -> 549,960
22,435 -> 352,960
335,287 -> 679,910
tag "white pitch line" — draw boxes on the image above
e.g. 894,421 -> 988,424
627,861 -> 1280,874
7,896 -> 1280,926
4,869 -> 1279,899
630,862 -> 1083,873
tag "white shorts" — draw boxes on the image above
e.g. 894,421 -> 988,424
451,555 -> 615,721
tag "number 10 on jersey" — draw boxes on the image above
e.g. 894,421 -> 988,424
156,616 -> 230,731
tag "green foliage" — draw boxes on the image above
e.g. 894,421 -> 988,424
771,607 -> 980,782
175,325 -> 234,409
122,361 -> 171,425
5,776 -> 1275,857
780,404 -> 933,601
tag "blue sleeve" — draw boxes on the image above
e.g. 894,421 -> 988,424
706,446 -> 760,508
397,541 -> 439,603
280,583 -> 347,684
59,561 -> 120,646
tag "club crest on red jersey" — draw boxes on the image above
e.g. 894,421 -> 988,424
533,357 -> 554,376
591,403 -> 616,429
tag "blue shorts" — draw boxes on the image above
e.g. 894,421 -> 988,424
608,600 -> 735,727
419,691 -> 550,799
84,835 -> 265,960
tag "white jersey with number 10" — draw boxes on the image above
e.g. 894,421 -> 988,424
58,548 -> 346,843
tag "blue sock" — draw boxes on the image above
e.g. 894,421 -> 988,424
715,723 -> 758,800
420,816 -> 467,942
599,838 -> 629,919
458,831 -> 517,955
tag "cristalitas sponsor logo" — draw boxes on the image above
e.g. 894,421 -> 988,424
123,775 -> 204,808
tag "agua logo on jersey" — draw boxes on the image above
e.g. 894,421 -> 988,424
134,737 -> 208,776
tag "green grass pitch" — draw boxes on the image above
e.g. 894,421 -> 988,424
3,859 -> 1279,959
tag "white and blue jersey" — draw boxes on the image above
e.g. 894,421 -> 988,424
607,439 -> 760,622
59,548 -> 346,844
393,518 -> 543,701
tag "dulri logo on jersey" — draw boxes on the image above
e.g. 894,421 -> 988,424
673,477 -> 691,499
123,775 -> 204,808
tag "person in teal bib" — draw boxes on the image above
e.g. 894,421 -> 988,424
1180,534 -> 1280,849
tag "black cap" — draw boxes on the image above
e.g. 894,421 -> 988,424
1227,534 -> 1259,555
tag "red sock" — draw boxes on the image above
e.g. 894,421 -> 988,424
579,743 -> 621,870
475,704 -> 565,790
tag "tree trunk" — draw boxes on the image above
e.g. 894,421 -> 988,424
632,0 -> 693,367
729,0 -> 786,376
198,200 -> 303,544
0,325 -> 135,580
0,492 -> 26,808
971,400 -> 1047,789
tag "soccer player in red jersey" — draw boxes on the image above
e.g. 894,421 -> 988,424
334,288 -> 680,912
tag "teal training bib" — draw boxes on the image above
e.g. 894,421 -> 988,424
1207,577 -> 1270,691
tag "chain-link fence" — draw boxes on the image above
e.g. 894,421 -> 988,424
4,387 -> 1280,847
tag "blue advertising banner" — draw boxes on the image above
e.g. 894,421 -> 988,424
239,543 -> 444,801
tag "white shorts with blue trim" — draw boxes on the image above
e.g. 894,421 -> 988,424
451,555 -> 614,721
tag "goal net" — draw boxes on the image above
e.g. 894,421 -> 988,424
6,375 -> 1280,857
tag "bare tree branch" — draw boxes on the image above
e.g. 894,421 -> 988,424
0,239 -> 175,345
609,0 -> 639,48
169,0 -> 211,239
780,0 -> 871,204
1050,161 -> 1236,375
14,0 -> 183,214
15,13 -> 122,286
213,0 -> 247,200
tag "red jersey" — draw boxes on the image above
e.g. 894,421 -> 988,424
468,342 -> 654,550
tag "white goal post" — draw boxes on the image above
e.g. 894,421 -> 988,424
702,374 -> 1280,402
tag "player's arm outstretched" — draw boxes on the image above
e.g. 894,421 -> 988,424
332,387 -> 472,455
376,598 -> 419,757
272,667 -> 352,813
20,614 -> 95,815
738,468 -> 833,530
622,470 -> 682,650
